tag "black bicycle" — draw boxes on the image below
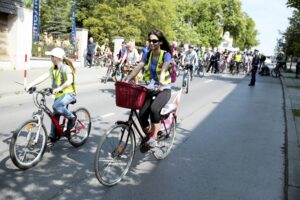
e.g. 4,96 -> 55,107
94,82 -> 181,186
271,63 -> 284,78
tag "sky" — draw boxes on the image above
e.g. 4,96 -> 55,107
240,0 -> 293,55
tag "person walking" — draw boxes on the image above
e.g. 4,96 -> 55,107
249,49 -> 260,86
86,37 -> 96,67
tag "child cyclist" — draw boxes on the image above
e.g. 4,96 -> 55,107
25,47 -> 77,144
125,29 -> 172,147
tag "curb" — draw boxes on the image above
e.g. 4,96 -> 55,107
280,76 -> 300,200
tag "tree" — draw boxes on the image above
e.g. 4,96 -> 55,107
40,0 -> 72,34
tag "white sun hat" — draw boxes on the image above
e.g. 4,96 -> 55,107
45,47 -> 65,59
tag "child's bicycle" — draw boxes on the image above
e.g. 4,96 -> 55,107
9,87 -> 92,170
94,81 -> 181,186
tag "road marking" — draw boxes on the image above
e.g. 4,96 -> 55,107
204,80 -> 213,83
101,113 -> 115,118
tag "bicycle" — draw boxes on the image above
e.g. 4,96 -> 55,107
182,64 -> 193,94
9,87 -> 92,170
103,63 -> 123,83
194,62 -> 205,78
271,63 -> 284,78
94,81 -> 181,186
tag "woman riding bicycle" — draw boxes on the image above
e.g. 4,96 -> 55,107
125,29 -> 172,147
25,47 -> 77,144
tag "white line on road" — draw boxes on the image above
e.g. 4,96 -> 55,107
101,113 -> 115,118
204,80 -> 213,83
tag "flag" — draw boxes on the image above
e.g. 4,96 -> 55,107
32,0 -> 40,42
71,3 -> 76,45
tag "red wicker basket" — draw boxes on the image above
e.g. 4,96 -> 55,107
115,81 -> 147,109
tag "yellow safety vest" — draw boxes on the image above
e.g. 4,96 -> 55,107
51,65 -> 76,99
143,50 -> 171,85
234,54 -> 242,62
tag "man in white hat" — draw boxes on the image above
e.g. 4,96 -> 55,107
26,47 -> 77,144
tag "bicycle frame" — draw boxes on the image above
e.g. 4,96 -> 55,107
31,91 -> 85,142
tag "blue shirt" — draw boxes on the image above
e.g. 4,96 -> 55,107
142,51 -> 171,84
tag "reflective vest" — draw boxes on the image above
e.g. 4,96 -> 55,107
234,53 -> 242,62
143,50 -> 171,84
51,65 -> 76,99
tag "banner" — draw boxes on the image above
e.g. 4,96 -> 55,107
71,3 -> 76,45
32,0 -> 40,42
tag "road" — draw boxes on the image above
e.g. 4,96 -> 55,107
0,72 -> 285,200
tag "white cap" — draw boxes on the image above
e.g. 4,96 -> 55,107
45,47 -> 65,59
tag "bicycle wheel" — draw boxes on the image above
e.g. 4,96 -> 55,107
113,67 -> 123,82
9,120 -> 48,170
95,124 -> 136,186
104,65 -> 112,83
185,73 -> 190,94
154,115 -> 176,160
271,69 -> 279,77
197,66 -> 204,78
68,108 -> 91,147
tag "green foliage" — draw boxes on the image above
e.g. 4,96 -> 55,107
40,0 -> 72,34
35,0 -> 259,50
284,10 -> 300,56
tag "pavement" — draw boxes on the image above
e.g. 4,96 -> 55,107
0,66 -> 107,98
0,65 -> 299,199
280,72 -> 300,200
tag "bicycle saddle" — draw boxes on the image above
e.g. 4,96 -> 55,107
160,103 -> 177,116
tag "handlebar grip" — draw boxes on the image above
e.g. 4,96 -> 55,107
28,87 -> 37,94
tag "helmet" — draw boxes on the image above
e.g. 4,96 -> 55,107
188,45 -> 194,49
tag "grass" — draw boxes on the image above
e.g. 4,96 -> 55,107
292,109 -> 300,117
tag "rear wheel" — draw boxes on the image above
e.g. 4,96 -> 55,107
68,108 -> 91,147
271,69 -> 279,77
154,116 -> 176,159
10,120 -> 47,170
95,124 -> 135,186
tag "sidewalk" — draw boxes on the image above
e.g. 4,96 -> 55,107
281,72 -> 300,200
0,66 -> 107,98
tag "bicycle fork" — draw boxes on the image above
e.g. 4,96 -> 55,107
30,110 -> 43,144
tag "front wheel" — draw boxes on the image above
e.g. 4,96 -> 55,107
9,120 -> 48,170
68,108 -> 91,147
95,124 -> 136,186
154,115 -> 176,159
271,69 -> 279,77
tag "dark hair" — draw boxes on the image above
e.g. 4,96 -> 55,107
148,29 -> 171,53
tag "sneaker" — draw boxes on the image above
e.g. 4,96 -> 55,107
67,116 -> 77,131
146,137 -> 157,148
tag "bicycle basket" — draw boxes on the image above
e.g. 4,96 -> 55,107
115,81 -> 147,109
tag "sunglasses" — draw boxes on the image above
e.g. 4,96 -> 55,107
148,39 -> 160,44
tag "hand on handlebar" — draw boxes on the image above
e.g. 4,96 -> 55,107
52,87 -> 62,95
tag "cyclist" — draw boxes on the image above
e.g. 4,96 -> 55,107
233,50 -> 243,73
182,44 -> 198,81
123,42 -> 141,83
125,29 -> 172,147
25,47 -> 77,143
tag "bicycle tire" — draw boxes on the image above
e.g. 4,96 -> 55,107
271,69 -> 279,78
185,73 -> 190,94
153,116 -> 176,159
68,108 -> 91,147
197,67 -> 204,78
95,124 -> 136,186
9,120 -> 48,170
104,66 -> 112,83
113,67 -> 123,82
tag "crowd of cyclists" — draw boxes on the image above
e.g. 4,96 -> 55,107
86,37 -> 286,83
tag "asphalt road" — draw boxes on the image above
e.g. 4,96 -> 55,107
0,72 -> 285,200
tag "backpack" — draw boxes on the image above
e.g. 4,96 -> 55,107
146,50 -> 177,83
